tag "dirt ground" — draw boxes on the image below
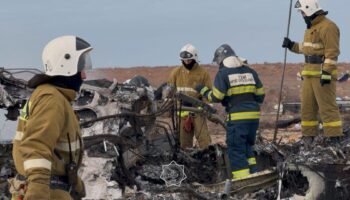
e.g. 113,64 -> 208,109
88,63 -> 350,145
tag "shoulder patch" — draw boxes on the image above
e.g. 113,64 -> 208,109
228,73 -> 256,86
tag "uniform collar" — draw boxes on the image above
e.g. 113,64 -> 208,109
54,86 -> 77,101
311,15 -> 326,26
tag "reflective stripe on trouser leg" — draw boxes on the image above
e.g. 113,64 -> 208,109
246,122 -> 259,173
312,78 -> 343,137
247,157 -> 258,173
301,77 -> 319,136
179,117 -> 194,149
193,115 -> 211,149
247,157 -> 256,165
232,168 -> 250,179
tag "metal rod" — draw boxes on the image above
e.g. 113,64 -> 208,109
273,0 -> 293,143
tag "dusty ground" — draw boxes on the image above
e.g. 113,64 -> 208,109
87,63 -> 350,145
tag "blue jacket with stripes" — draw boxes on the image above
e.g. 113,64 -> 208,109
204,64 -> 265,123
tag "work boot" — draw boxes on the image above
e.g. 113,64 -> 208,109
325,136 -> 344,147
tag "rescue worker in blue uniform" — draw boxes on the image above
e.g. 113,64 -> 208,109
195,44 -> 265,180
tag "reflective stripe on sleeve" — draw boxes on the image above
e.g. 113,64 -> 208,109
303,42 -> 324,49
23,159 -> 52,171
207,91 -> 213,102
14,131 -> 24,141
298,43 -> 304,53
212,87 -> 225,100
177,87 -> 197,93
200,87 -> 209,96
255,87 -> 265,95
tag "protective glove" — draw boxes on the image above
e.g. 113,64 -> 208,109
282,37 -> 295,50
320,70 -> 331,86
195,84 -> 209,96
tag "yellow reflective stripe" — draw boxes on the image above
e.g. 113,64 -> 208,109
19,101 -> 31,121
227,85 -> 256,96
247,157 -> 256,165
177,87 -> 197,93
207,91 -> 213,102
301,71 -> 320,76
298,43 -> 304,53
23,159 -> 51,171
200,86 -> 209,96
255,87 -> 265,95
303,42 -> 324,49
177,111 -> 189,117
213,87 -> 225,100
323,121 -> 342,127
232,168 -> 250,179
228,112 -> 260,121
301,121 -> 318,126
321,74 -> 331,80
14,131 -> 24,141
56,140 -> 81,152
302,70 -> 337,76
324,58 -> 337,65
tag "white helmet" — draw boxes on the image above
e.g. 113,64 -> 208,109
295,0 -> 322,17
42,35 -> 93,77
179,43 -> 199,62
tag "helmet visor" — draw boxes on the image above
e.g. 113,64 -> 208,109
180,51 -> 194,60
78,51 -> 92,72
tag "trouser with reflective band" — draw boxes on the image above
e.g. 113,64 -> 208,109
226,122 -> 259,179
301,77 -> 343,137
179,113 -> 211,149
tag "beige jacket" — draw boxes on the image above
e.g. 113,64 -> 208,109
291,15 -> 340,78
12,84 -> 84,199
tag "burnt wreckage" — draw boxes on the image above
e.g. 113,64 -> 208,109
1,67 -> 350,200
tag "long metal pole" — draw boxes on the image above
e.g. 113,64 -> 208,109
273,0 -> 293,143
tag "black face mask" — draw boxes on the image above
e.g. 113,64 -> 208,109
303,16 -> 312,29
49,72 -> 83,92
182,60 -> 196,70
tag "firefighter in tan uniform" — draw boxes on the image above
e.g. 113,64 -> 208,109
168,44 -> 212,149
10,36 -> 93,200
282,0 -> 343,142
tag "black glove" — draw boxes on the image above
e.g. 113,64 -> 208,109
195,84 -> 209,96
320,70 -> 331,86
282,37 -> 295,50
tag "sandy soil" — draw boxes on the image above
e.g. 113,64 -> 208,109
88,63 -> 350,145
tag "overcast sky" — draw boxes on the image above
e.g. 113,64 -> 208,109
0,0 -> 349,69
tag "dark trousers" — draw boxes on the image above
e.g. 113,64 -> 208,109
226,121 -> 258,174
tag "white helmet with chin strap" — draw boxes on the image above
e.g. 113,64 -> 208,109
179,43 -> 199,62
42,35 -> 93,77
295,0 -> 322,17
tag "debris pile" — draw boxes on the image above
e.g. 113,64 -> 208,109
0,143 -> 14,200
